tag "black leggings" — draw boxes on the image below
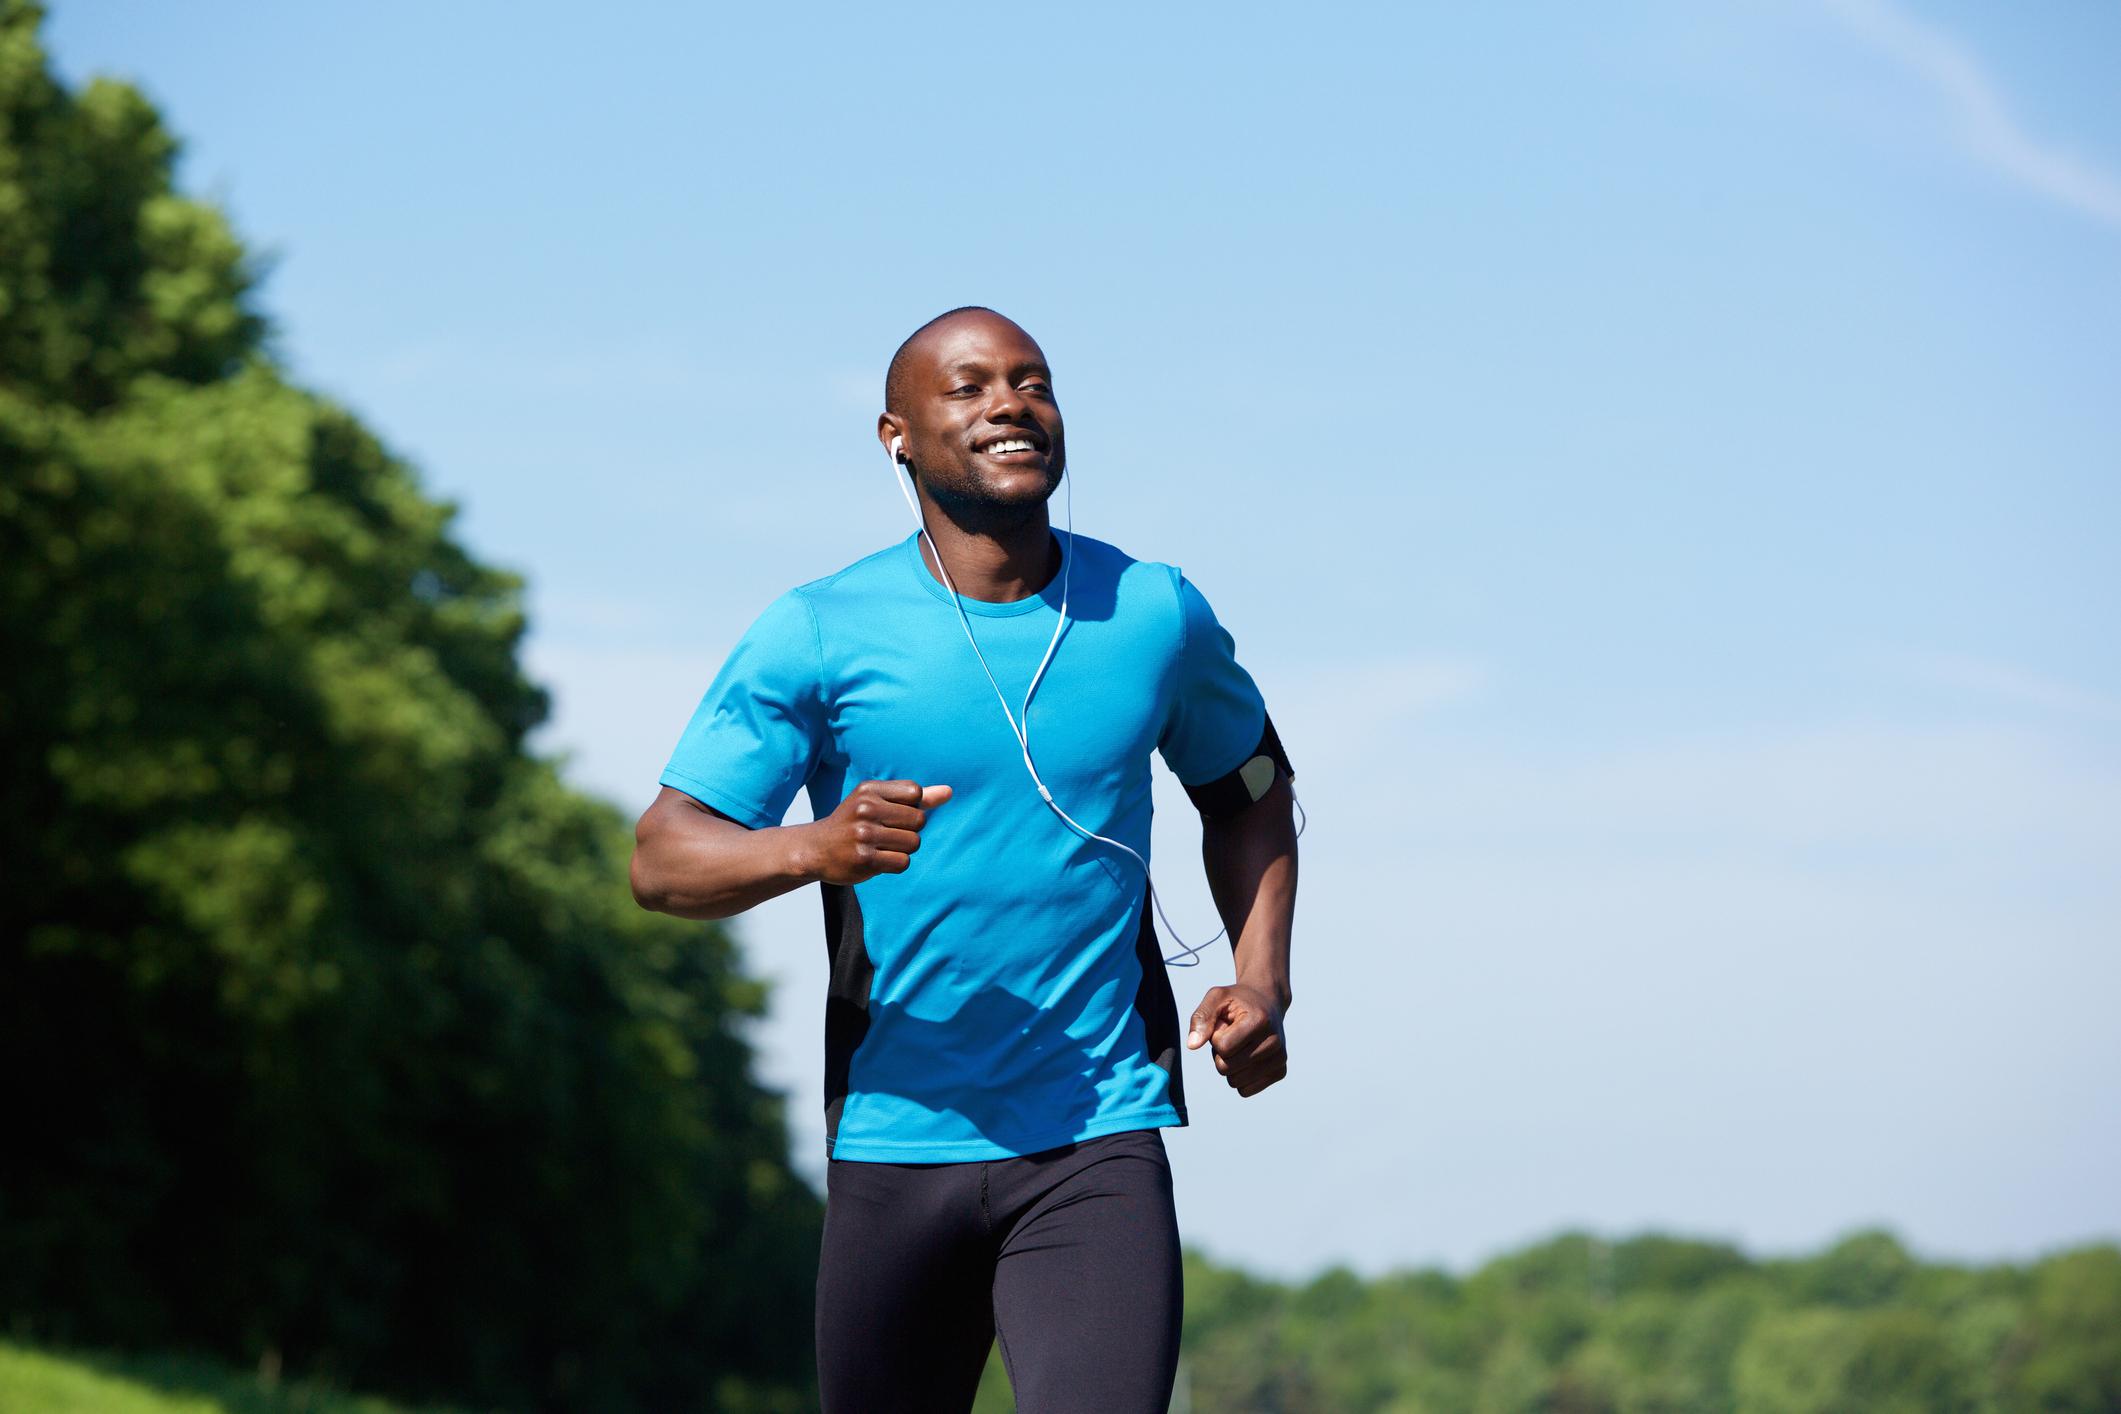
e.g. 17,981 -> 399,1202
814,1125 -> 1183,1413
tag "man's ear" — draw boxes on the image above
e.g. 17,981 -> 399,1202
877,414 -> 907,463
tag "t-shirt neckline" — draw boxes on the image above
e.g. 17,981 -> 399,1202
903,528 -> 1070,618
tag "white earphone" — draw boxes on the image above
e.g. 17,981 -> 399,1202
884,432 -> 1286,967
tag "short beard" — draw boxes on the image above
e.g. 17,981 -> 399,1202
916,459 -> 1064,538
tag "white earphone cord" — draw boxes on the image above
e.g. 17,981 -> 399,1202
887,441 -> 1305,968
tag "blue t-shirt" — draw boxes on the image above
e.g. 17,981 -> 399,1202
659,528 -> 1275,1162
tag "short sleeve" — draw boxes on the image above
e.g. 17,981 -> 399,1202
658,589 -> 827,829
1157,570 -> 1294,816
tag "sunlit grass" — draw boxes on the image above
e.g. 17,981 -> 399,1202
0,1340 -> 485,1414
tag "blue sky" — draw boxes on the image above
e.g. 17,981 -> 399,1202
48,0 -> 2119,1280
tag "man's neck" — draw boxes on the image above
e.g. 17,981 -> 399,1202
914,505 -> 1060,604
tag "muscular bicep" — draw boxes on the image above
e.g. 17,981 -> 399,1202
631,784 -> 813,920
638,784 -> 751,846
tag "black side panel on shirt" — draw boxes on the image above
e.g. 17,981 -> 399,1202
1181,711 -> 1296,820
1131,898 -> 1189,1123
819,881 -> 875,1155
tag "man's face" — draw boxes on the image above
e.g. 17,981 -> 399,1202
884,312 -> 1066,521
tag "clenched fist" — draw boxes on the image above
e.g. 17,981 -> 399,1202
1186,982 -> 1288,1097
800,778 -> 953,885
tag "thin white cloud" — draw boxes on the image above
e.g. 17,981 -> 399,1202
1820,0 -> 2121,231
1903,651 -> 2121,725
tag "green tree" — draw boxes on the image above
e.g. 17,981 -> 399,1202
1732,1306 -> 1976,1414
1474,1330 -> 1550,1414
0,3 -> 820,1408
2004,1246 -> 2121,1413
1793,1227 -> 1921,1310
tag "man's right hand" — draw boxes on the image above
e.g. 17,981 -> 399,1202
801,779 -> 953,885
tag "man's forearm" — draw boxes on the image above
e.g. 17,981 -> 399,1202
635,778 -> 948,920
633,806 -> 822,920
1198,771 -> 1298,1008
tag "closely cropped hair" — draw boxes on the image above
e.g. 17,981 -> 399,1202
884,305 -> 1002,414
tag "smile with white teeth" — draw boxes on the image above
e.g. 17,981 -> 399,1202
982,438 -> 1038,455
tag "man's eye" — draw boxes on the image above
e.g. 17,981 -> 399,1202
950,384 -> 979,396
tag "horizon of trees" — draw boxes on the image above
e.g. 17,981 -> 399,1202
1149,1227 -> 2120,1413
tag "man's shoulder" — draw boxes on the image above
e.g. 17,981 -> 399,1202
1068,531 -> 1186,599
1065,536 -> 1204,676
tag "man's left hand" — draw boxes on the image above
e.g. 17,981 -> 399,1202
1185,982 -> 1288,1097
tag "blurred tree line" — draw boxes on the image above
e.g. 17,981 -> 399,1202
0,2 -> 821,1409
1159,1229 -> 2121,1414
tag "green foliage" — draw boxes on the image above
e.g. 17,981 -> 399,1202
2007,1247 -> 2121,1412
0,3 -> 819,1408
0,1337 -> 484,1413
0,9 -> 264,407
1791,1227 -> 1921,1309
1731,1306 -> 1976,1414
1156,1236 -> 2120,1414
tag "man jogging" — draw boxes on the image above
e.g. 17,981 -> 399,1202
629,306 -> 1299,1412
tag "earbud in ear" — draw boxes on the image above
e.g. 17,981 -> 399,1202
891,435 -> 906,465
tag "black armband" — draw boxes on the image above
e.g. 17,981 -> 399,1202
1182,712 -> 1296,820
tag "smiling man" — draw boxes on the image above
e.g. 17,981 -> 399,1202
630,306 -> 1299,1413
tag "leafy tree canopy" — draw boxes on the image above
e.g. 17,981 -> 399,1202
0,4 -> 820,1408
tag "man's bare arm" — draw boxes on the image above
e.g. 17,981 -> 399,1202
1201,769 -> 1298,1009
1185,768 -> 1299,1097
631,780 -> 953,921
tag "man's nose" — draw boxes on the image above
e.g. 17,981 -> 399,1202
986,384 -> 1030,421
